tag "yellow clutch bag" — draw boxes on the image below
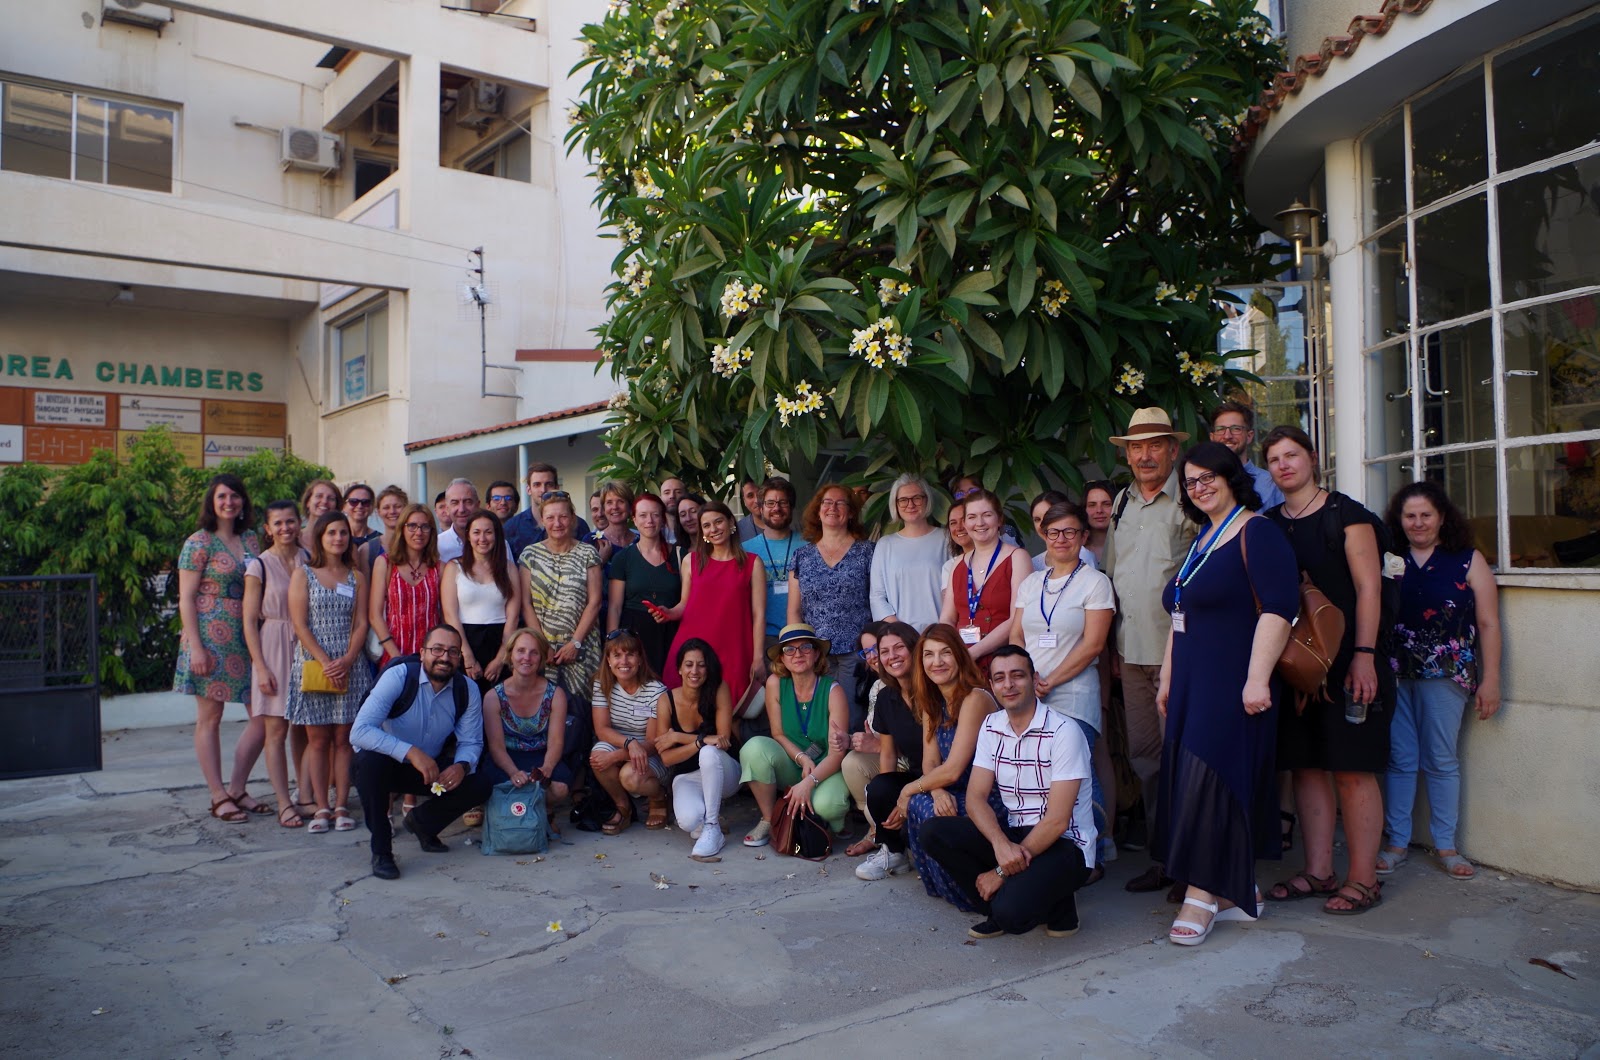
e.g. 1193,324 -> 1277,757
300,659 -> 348,694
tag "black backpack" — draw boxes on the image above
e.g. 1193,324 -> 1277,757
379,654 -> 471,724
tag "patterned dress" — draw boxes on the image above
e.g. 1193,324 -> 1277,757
521,540 -> 603,703
382,562 -> 441,663
286,567 -> 373,725
173,529 -> 261,704
906,715 -> 1007,913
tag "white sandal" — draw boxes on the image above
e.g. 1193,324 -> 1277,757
306,809 -> 333,835
333,806 -> 356,832
1215,889 -> 1264,923
1169,896 -> 1218,946
743,819 -> 771,847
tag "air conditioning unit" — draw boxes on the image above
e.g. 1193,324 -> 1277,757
102,0 -> 174,29
369,101 -> 399,145
280,127 -> 341,173
454,79 -> 505,128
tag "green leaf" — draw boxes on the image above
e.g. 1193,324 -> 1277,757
962,314 -> 1004,357
794,319 -> 825,371
864,25 -> 893,92
894,387 -> 923,445
998,184 -> 1029,210
672,255 -> 720,282
949,271 -> 998,297
975,62 -> 998,93
1065,72 -> 1102,121
980,76 -> 1003,125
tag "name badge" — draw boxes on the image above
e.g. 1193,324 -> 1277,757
959,624 -> 981,645
1039,632 -> 1059,649
772,581 -> 788,596
1171,610 -> 1186,634
335,581 -> 355,599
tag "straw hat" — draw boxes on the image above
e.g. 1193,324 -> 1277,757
1109,407 -> 1189,445
765,622 -> 832,664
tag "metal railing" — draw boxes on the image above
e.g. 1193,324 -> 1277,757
0,575 -> 99,693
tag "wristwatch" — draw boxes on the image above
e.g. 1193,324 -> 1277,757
994,865 -> 1007,878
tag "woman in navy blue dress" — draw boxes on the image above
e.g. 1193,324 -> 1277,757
1156,442 -> 1298,946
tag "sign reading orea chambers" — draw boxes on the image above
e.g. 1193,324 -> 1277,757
0,353 -> 288,469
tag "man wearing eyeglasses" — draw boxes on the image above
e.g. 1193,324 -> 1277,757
1209,401 -> 1283,509
484,480 -> 520,527
351,624 -> 492,880
504,463 -> 592,558
740,477 -> 802,684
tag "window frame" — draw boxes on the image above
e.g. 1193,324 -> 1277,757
1357,11 -> 1600,573
0,76 -> 179,193
328,298 -> 390,412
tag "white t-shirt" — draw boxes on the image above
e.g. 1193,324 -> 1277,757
973,703 -> 1097,869
1014,563 -> 1115,731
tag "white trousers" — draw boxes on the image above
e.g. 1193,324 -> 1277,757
671,746 -> 742,831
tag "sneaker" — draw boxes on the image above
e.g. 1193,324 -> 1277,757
967,918 -> 1005,939
692,823 -> 725,860
743,819 -> 771,847
854,845 -> 910,881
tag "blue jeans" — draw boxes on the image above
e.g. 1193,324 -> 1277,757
1384,677 -> 1470,850
1072,718 -> 1110,861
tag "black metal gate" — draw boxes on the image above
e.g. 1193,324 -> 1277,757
0,575 -> 101,779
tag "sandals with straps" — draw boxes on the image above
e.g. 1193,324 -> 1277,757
209,797 -> 248,823
278,804 -> 305,829
227,790 -> 274,816
1323,879 -> 1383,916
333,806 -> 357,832
306,809 -> 333,835
1267,870 -> 1339,902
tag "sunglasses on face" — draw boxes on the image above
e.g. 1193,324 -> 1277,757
346,498 -> 373,507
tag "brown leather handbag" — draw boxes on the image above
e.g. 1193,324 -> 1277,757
1240,527 -> 1347,711
770,798 -> 833,861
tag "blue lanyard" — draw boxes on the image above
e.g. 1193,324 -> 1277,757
1039,559 -> 1084,627
766,534 -> 794,583
1173,505 -> 1244,613
966,543 -> 1003,621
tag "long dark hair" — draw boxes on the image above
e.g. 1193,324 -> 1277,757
908,623 -> 985,736
1385,481 -> 1474,552
674,637 -> 724,728
695,500 -> 747,569
197,473 -> 253,534
459,509 -> 514,599
1177,442 -> 1262,523
307,511 -> 356,569
874,620 -> 920,697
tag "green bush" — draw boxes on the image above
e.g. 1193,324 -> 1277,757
0,427 -> 332,694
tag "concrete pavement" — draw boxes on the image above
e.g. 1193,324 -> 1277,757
2,718 -> 1596,1058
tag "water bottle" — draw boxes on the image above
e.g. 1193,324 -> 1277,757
1345,698 -> 1368,725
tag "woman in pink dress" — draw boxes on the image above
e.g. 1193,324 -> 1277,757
243,500 -> 309,827
658,501 -> 766,707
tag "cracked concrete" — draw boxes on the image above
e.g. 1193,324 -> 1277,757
2,718 -> 1597,1058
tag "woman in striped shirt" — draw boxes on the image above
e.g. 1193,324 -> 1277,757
588,629 -> 671,835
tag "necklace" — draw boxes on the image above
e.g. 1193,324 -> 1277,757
1286,487 -> 1325,520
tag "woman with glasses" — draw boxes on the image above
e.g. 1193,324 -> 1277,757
607,493 -> 681,675
344,483 -> 379,546
287,510 -> 373,835
441,509 -> 520,693
738,624 -> 851,847
659,501 -> 766,709
656,638 -> 740,860
588,629 -> 671,834
520,491 -> 604,706
869,474 -> 946,632
1012,500 -> 1117,875
789,484 -> 876,730
1156,442 -> 1297,944
938,488 -> 1031,670
369,503 -> 443,667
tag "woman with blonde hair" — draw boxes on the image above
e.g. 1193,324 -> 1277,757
480,627 -> 572,809
938,489 -> 1031,670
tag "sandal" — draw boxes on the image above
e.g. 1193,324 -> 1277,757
209,797 -> 249,823
463,809 -> 484,827
333,806 -> 356,832
743,819 -> 771,848
1281,811 -> 1297,853
306,809 -> 333,835
845,835 -> 878,858
1323,879 -> 1383,915
278,805 -> 304,829
1439,853 -> 1476,880
227,790 -> 274,816
1169,897 -> 1219,946
1376,848 -> 1409,876
601,805 -> 633,836
1266,870 -> 1339,902
645,796 -> 668,830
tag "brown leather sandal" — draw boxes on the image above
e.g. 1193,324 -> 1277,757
209,797 -> 248,823
1323,879 -> 1383,915
645,795 -> 668,830
601,804 -> 633,836
1267,870 -> 1339,902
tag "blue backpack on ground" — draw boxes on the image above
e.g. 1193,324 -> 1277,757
481,780 -> 548,855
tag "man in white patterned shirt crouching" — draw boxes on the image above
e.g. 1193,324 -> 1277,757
919,644 -> 1097,939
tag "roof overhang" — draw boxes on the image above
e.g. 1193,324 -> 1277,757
405,401 -> 609,463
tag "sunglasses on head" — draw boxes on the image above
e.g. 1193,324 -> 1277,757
541,490 -> 571,501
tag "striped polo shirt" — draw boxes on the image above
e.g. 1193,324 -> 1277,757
972,701 -> 1097,868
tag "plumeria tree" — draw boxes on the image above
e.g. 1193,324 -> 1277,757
569,0 -> 1282,506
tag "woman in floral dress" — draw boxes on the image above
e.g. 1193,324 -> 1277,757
520,492 -> 603,704
174,473 -> 266,824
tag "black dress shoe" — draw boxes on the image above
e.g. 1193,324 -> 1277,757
1124,864 -> 1175,893
403,812 -> 449,853
371,853 -> 401,880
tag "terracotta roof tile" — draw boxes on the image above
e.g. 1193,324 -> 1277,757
404,400 -> 609,454
1234,0 -> 1434,160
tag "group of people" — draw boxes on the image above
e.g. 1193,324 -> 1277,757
173,403 -> 1502,940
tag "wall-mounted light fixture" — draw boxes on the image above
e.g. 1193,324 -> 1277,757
112,285 -> 135,305
1274,199 -> 1335,269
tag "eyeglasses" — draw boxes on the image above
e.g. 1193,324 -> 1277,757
761,500 -> 792,510
1044,526 -> 1085,541
857,645 -> 878,660
488,493 -> 517,504
424,646 -> 462,658
1183,471 -> 1221,492
403,522 -> 434,532
818,499 -> 850,510
780,643 -> 816,656
1211,425 -> 1251,437
540,490 -> 571,501
346,497 -> 373,508
896,494 -> 928,506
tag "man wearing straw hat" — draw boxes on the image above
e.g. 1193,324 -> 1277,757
1103,408 -> 1195,893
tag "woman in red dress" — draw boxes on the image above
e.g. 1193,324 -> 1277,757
369,503 -> 443,664
657,501 -> 767,707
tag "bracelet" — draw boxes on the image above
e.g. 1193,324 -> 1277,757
381,636 -> 395,646
624,737 -> 636,751
1353,646 -> 1375,655
695,736 -> 704,749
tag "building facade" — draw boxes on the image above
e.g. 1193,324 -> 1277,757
0,0 -> 615,499
1244,0 -> 1599,887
